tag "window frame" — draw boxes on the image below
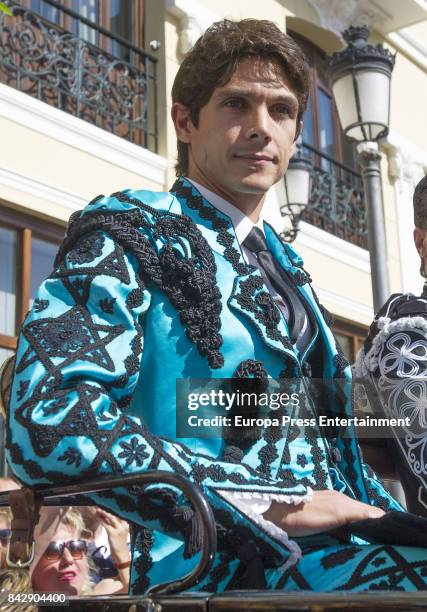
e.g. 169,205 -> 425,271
332,317 -> 368,364
289,30 -> 356,170
0,203 -> 65,353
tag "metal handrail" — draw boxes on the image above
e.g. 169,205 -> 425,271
38,0 -> 158,62
302,141 -> 361,177
0,470 -> 217,596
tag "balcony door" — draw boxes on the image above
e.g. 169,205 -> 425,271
27,0 -> 144,57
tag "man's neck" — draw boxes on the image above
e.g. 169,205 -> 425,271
186,172 -> 266,223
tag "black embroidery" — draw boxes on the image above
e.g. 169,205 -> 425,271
118,437 -> 150,468
126,288 -> 145,310
341,545 -> 427,591
293,269 -> 311,286
171,178 -> 248,276
296,453 -> 307,468
68,233 -> 105,265
99,297 -> 116,314
333,341 -> 350,378
33,298 -> 49,313
16,380 -> 29,402
233,359 -> 268,380
203,553 -> 231,592
58,447 -> 82,467
341,438 -> 363,500
55,198 -> 224,369
321,546 -> 360,570
130,527 -> 153,594
88,194 -> 105,206
17,306 -> 124,374
234,277 -> 293,351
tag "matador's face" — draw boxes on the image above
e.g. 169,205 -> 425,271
174,57 -> 301,214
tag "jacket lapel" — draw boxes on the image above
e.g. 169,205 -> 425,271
170,178 -> 297,362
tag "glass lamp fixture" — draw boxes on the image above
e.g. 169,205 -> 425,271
280,145 -> 313,242
329,25 -> 395,142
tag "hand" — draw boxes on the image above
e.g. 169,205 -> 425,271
95,508 -> 130,565
262,490 -> 385,537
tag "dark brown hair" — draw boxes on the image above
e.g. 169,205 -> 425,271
171,19 -> 310,176
413,175 -> 427,277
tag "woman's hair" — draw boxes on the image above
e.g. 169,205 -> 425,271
172,18 -> 310,176
60,507 -> 97,595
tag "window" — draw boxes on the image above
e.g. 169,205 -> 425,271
27,0 -> 144,55
332,318 -> 368,364
0,204 -> 64,365
290,32 -> 357,171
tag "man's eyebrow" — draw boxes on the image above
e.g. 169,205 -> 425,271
214,88 -> 298,104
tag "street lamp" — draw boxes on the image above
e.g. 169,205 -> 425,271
329,25 -> 395,312
280,144 -> 313,242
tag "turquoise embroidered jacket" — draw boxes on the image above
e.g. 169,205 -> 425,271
6,177 -> 400,593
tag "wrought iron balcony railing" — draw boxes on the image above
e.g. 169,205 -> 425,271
301,143 -> 368,249
0,0 -> 158,152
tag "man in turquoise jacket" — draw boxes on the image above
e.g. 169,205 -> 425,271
7,19 -> 427,593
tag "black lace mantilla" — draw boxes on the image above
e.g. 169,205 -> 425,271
55,195 -> 225,369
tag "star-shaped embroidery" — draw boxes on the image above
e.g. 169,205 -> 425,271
17,305 -> 124,374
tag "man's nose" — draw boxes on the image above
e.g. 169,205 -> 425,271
246,107 -> 272,142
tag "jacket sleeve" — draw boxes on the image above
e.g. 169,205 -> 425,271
360,323 -> 427,510
7,228 -> 310,551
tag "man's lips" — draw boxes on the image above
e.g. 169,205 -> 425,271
234,154 -> 276,163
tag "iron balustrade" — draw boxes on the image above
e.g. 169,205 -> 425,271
0,0 -> 158,152
300,142 -> 368,249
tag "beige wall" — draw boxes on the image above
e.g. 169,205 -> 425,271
0,116 -> 164,224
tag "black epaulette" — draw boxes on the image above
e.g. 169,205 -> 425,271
364,292 -> 427,354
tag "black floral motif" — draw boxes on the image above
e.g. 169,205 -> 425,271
118,437 -> 150,468
58,447 -> 82,467
126,288 -> 145,310
296,453 -> 307,468
99,297 -> 116,314
68,232 -> 105,265
34,298 -> 49,313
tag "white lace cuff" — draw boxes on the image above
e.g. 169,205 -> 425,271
217,488 -> 313,570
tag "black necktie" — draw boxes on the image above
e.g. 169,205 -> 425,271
243,226 -> 310,351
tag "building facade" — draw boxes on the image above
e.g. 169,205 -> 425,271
1,0 -> 427,480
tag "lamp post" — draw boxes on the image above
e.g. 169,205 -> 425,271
280,144 -> 313,243
329,25 -> 395,312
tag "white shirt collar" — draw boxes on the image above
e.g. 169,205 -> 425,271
186,178 -> 264,245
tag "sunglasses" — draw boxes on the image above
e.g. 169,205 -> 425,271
44,539 -> 88,561
0,529 -> 10,541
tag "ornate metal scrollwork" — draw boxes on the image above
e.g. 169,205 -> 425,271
0,1 -> 157,151
285,144 -> 368,249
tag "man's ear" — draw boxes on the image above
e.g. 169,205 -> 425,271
171,102 -> 194,144
414,227 -> 427,257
